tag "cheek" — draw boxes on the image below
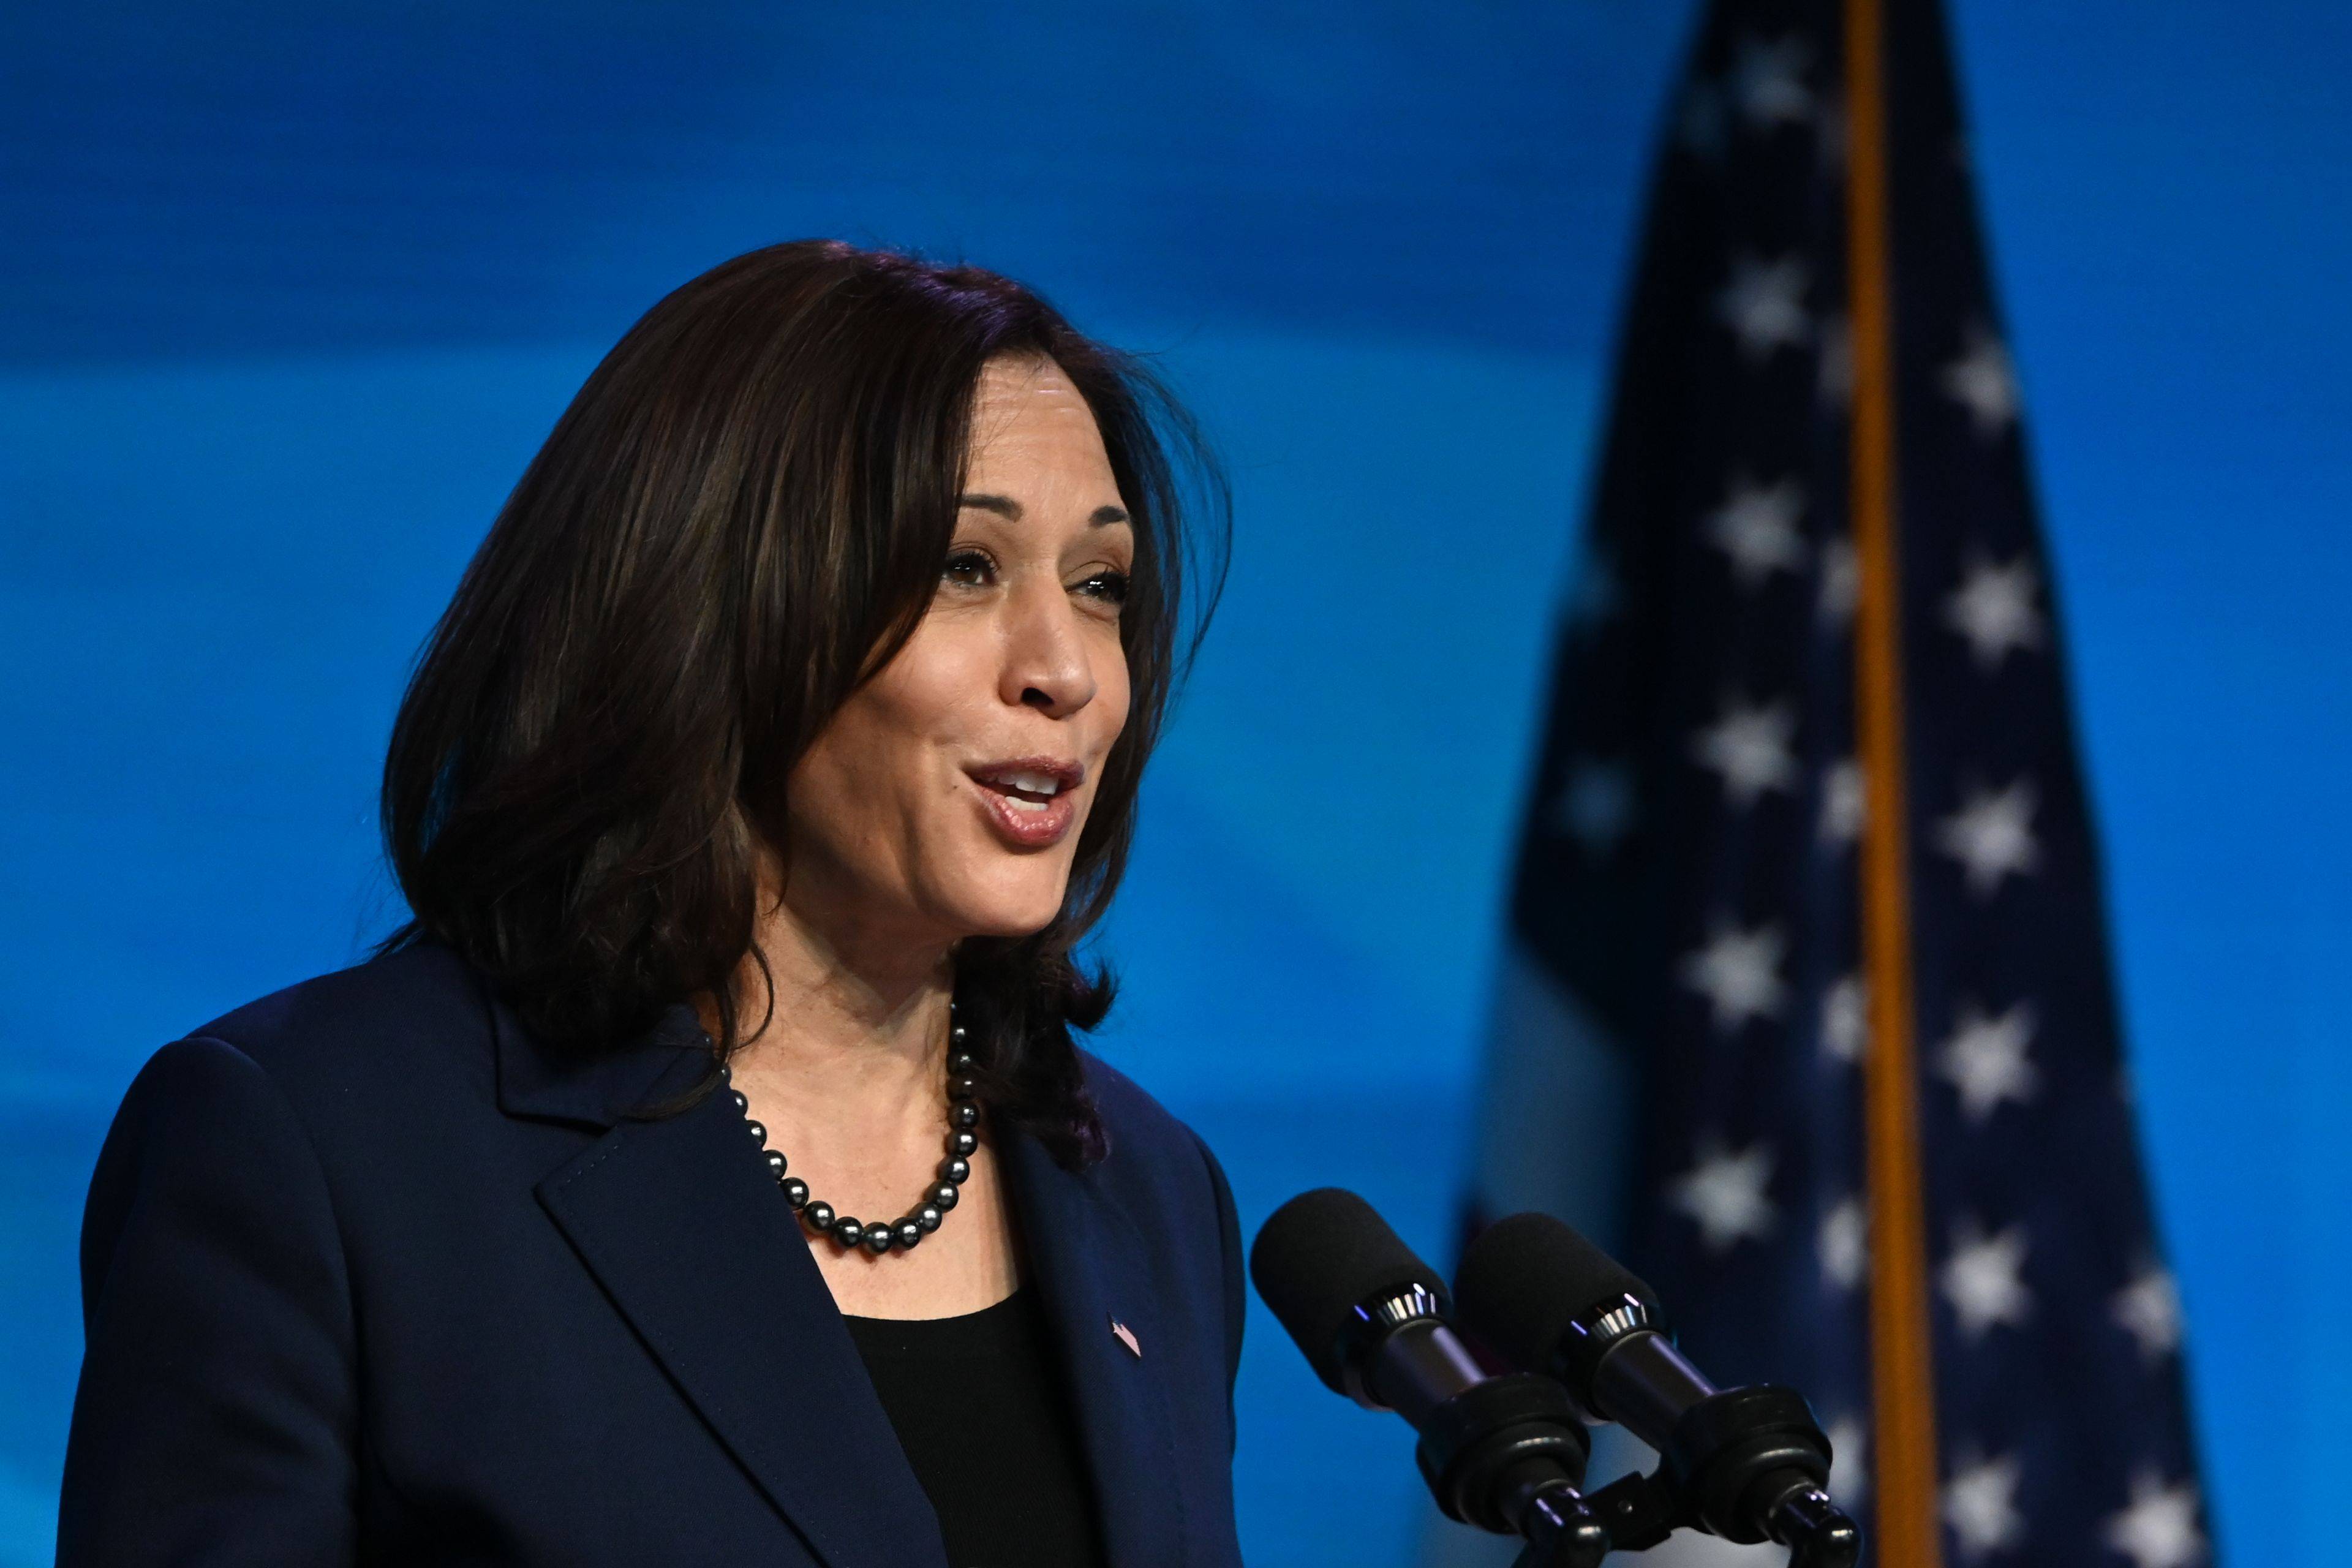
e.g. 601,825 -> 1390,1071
1096,642 -> 1134,746
842,624 -> 992,801
788,706 -> 889,844
787,695 -> 955,892
1105,658 -> 1133,738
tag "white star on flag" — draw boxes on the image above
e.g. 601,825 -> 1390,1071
1944,553 -> 2045,669
1936,1000 -> 2040,1122
1936,778 -> 2040,897
1680,922 -> 1788,1033
1941,1219 -> 2033,1340
1819,1195 -> 1866,1291
1819,757 -> 1864,844
1816,535 -> 1857,624
1823,1415 -> 1868,1507
1942,324 -> 2020,434
1669,1139 -> 1777,1251
1716,254 -> 1812,361
2113,1262 -> 2185,1363
1943,1452 -> 2026,1558
1820,973 -> 1867,1064
1553,758 -> 1636,857
1692,696 -> 1799,807
1706,475 -> 1809,587
2105,1472 -> 2206,1568
1730,35 -> 1815,128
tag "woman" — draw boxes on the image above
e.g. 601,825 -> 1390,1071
57,240 -> 1242,1567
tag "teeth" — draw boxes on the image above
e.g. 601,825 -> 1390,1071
1000,770 -> 1061,796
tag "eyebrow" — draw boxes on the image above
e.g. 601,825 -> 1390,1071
959,492 -> 1130,527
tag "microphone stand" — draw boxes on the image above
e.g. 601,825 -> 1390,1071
1505,1386 -> 1861,1568
1357,1298 -> 1612,1568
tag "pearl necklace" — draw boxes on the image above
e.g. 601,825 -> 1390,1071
725,1001 -> 981,1257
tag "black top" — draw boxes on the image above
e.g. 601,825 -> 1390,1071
843,1287 -> 1110,1568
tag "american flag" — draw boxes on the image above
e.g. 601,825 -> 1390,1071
1466,0 -> 2211,1563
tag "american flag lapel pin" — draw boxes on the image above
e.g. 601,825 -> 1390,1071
1108,1316 -> 1142,1359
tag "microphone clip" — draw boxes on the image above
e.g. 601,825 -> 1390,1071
1536,1385 -> 1858,1568
1409,1371 -> 1593,1537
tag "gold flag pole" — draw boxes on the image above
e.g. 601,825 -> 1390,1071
1844,0 -> 1945,1562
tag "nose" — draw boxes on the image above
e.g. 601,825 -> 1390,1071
998,575 -> 1098,718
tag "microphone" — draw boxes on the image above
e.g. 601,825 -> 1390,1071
1454,1212 -> 1860,1567
1248,1189 -> 1609,1567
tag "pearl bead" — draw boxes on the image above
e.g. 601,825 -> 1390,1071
745,1034 -> 983,1259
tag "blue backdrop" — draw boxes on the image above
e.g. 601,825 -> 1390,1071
6,4 -> 2348,1564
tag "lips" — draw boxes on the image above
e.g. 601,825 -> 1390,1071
965,756 -> 1085,850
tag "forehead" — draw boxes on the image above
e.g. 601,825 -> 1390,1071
965,356 -> 1115,480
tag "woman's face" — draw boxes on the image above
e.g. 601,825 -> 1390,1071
781,355 -> 1136,952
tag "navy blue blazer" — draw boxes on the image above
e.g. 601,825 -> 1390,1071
58,942 -> 1246,1566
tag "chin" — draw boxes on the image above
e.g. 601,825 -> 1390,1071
939,867 -> 1075,941
961,898 -> 1069,941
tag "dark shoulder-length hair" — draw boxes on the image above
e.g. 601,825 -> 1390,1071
379,239 -> 1227,1166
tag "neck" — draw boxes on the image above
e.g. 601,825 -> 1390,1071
696,865 -> 957,1114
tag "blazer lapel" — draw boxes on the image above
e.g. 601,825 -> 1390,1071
1001,1131 -> 1188,1568
507,1005 -> 946,1568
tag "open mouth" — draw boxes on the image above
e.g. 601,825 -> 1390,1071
965,757 -> 1085,846
974,767 -> 1070,813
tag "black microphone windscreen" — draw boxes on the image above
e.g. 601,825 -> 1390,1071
1453,1212 -> 1663,1381
1248,1187 -> 1448,1395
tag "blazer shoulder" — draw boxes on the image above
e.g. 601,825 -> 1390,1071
1074,1049 -> 1235,1242
1077,1049 -> 1208,1169
181,940 -> 497,1111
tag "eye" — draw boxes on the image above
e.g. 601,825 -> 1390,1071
1074,568 -> 1131,608
941,548 -> 995,589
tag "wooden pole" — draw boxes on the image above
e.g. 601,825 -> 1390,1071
1843,0 -> 1945,1561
